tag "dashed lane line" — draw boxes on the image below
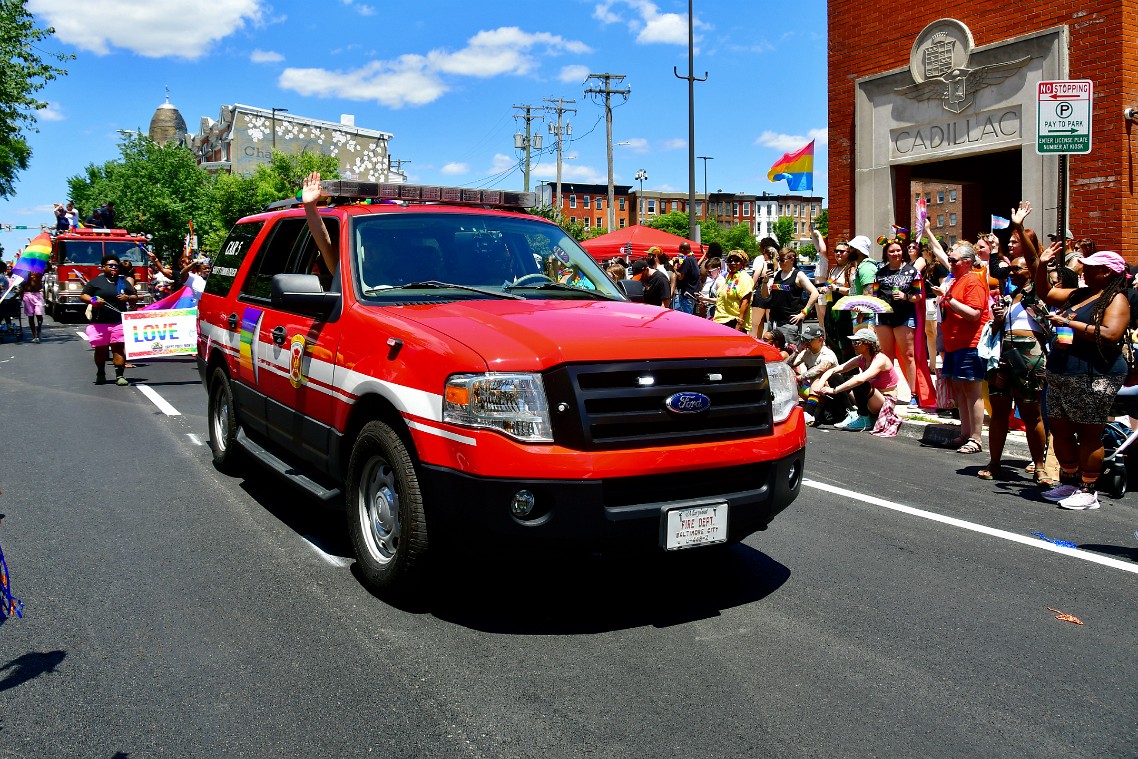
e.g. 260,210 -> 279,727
803,478 -> 1138,576
136,384 -> 180,416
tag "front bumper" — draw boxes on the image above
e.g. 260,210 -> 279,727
420,448 -> 804,553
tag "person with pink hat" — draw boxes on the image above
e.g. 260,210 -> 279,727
1034,243 -> 1132,510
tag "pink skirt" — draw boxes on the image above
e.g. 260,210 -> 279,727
23,291 -> 44,316
85,322 -> 125,347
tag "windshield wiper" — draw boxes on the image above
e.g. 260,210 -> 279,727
364,280 -> 523,300
504,281 -> 620,299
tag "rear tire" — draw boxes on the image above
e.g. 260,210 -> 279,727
346,421 -> 428,595
208,368 -> 241,473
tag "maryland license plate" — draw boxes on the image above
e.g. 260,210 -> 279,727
663,503 -> 728,550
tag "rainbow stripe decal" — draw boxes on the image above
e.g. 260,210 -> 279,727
767,139 -> 814,192
239,307 -> 264,384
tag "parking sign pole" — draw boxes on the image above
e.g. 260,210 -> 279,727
1056,154 -> 1068,250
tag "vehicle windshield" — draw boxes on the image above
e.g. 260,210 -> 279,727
351,212 -> 624,303
59,240 -> 147,265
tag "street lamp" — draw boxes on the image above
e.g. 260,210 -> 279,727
271,107 -> 288,150
697,155 -> 713,201
635,169 -> 647,222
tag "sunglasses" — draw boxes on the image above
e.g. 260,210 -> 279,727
105,263 -> 120,269
947,257 -> 965,264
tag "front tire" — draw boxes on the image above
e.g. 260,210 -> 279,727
208,368 -> 241,472
346,421 -> 428,594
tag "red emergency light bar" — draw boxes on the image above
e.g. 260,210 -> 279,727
266,181 -> 536,212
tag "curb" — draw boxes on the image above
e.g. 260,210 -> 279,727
892,411 -> 1031,459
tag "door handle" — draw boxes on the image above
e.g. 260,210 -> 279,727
271,326 -> 287,346
227,313 -> 238,330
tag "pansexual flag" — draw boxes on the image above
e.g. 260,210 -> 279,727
767,139 -> 814,192
12,232 -> 52,280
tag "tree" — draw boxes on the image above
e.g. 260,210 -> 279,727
0,1 -> 72,197
771,217 -> 795,249
646,210 -> 690,239
812,208 -> 828,237
529,204 -> 588,242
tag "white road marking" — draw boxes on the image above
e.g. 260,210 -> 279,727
76,331 -> 89,341
136,385 -> 181,416
301,535 -> 352,567
803,478 -> 1138,576
186,433 -> 203,446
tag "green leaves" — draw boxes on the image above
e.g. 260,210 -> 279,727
0,0 -> 72,197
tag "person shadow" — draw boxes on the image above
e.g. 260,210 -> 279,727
0,650 -> 66,693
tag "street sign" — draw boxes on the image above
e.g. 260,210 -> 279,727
1036,80 -> 1092,154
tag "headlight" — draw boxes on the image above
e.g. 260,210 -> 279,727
765,361 -> 799,423
443,373 -> 553,442
66,281 -> 82,291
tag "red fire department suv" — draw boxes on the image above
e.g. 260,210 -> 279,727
197,181 -> 804,595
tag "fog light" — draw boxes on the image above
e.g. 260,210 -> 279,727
510,490 -> 535,517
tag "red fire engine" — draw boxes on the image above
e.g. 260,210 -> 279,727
44,227 -> 153,319
197,180 -> 805,596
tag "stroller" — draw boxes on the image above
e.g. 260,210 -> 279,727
1099,385 -> 1138,499
0,293 -> 21,344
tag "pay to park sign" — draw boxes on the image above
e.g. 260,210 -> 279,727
1036,80 -> 1092,154
122,308 -> 198,360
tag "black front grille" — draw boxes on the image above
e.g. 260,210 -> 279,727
545,358 -> 773,450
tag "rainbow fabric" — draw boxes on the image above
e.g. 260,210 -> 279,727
915,196 -> 928,241
141,285 -> 196,311
767,139 -> 814,192
12,232 -> 52,280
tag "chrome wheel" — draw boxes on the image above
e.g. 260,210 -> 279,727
211,385 -> 230,455
358,455 -> 400,564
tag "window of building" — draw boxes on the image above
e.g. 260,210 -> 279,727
695,201 -> 704,216
741,202 -> 750,217
596,216 -> 602,229
812,204 -> 818,215
618,197 -> 626,211
733,202 -> 739,216
925,192 -> 931,203
937,191 -> 945,203
949,235 -> 957,245
583,195 -> 591,209
647,199 -> 656,214
596,197 -> 603,211
671,200 -> 678,211
583,217 -> 590,229
915,193 -> 921,204
949,189 -> 957,203
937,214 -> 945,227
569,195 -> 576,209
619,218 -> 626,229
949,213 -> 957,226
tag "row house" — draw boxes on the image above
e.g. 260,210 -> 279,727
538,182 -> 634,232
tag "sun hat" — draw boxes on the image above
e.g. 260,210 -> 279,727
850,328 -> 880,347
1077,251 -> 1127,275
847,236 -> 872,259
726,249 -> 749,264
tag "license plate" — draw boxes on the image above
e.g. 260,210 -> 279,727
663,503 -> 728,550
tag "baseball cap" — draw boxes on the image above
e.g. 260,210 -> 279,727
1077,251 -> 1127,274
850,328 -> 879,347
801,325 -> 823,341
1047,229 -> 1074,240
630,259 -> 649,274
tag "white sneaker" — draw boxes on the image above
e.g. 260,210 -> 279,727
1058,489 -> 1101,510
1041,483 -> 1079,502
834,409 -> 859,429
804,412 -> 815,426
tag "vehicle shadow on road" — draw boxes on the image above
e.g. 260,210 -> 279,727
0,650 -> 67,693
1075,543 -> 1138,563
384,545 -> 791,635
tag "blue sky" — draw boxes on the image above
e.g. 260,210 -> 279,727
1,0 -> 827,257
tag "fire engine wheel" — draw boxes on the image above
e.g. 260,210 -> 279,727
208,368 -> 241,473
346,421 -> 428,593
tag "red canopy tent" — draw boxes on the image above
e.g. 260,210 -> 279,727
579,225 -> 695,262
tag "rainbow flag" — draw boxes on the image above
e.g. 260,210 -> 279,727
12,232 -> 51,281
141,285 -> 197,311
767,139 -> 814,192
915,196 -> 928,241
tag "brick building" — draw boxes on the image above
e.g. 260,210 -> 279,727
539,182 -> 633,232
912,181 -> 964,245
827,9 -> 1136,260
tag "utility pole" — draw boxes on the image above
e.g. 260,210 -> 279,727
544,97 -> 576,212
513,105 -> 544,192
584,73 -> 630,232
673,0 -> 707,243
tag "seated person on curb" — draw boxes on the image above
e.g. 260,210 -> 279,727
790,325 -> 839,426
815,329 -> 900,431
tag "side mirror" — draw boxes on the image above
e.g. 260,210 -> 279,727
270,273 -> 339,319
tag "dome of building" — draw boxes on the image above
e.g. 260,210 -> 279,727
149,100 -> 187,145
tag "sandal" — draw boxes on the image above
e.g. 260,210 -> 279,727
1025,462 -> 1036,474
1033,469 -> 1056,488
957,438 -> 983,454
977,463 -> 1002,480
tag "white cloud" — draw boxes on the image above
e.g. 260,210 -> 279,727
440,162 -> 468,175
28,0 -> 264,60
592,1 -> 705,45
339,0 -> 375,14
532,162 -> 607,184
617,137 -> 648,153
250,49 -> 283,63
281,26 -> 591,107
661,138 -> 686,151
559,65 -> 590,83
37,102 -> 64,121
755,128 -> 828,152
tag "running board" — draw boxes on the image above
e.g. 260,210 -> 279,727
236,429 -> 343,502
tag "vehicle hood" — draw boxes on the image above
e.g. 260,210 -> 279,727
383,299 -> 772,371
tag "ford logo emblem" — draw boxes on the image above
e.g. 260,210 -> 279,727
665,392 -> 711,414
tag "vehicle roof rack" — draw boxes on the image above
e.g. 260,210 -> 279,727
264,181 -> 537,212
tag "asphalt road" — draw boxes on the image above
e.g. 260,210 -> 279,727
1,316 -> 1135,758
